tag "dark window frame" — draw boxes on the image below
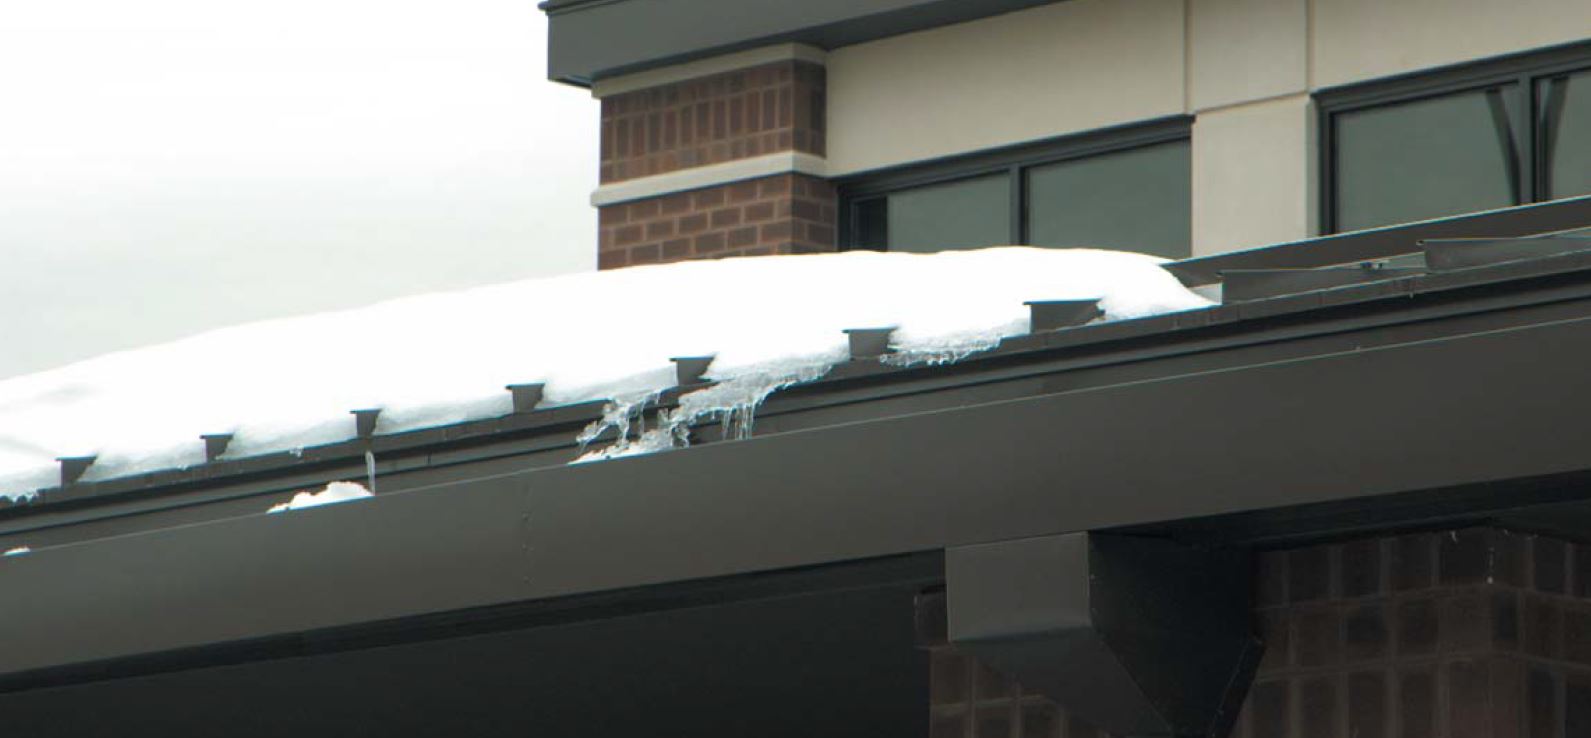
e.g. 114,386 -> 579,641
1317,40 -> 1591,234
835,116 -> 1193,251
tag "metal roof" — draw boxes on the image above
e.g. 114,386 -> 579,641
3,198 -> 1591,693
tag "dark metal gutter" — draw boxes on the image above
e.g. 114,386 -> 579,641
5,261 -> 1591,679
8,244 -> 1591,550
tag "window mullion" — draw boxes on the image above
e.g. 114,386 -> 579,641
1009,165 -> 1024,245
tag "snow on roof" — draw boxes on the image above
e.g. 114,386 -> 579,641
0,247 -> 1211,501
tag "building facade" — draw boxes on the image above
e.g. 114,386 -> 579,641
0,3 -> 1587,737
544,2 -> 1591,736
550,0 -> 1591,270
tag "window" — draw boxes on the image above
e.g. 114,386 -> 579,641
840,119 -> 1191,258
1320,42 -> 1591,233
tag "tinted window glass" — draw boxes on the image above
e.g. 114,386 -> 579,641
852,198 -> 889,250
1026,140 -> 1191,259
1540,69 -> 1591,199
1335,87 -> 1519,231
885,174 -> 1010,253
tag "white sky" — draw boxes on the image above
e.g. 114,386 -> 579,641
0,0 -> 597,379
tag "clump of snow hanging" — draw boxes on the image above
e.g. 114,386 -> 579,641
0,247 -> 1210,500
266,481 -> 373,514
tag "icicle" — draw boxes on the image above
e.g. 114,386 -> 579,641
575,389 -> 662,456
570,363 -> 831,464
365,450 -> 377,493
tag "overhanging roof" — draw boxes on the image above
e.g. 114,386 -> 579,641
6,202 -> 1591,685
541,0 -> 1065,85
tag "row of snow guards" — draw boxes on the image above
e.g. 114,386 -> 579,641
1216,227 -> 1591,303
12,195 -> 1591,506
32,301 -> 1108,491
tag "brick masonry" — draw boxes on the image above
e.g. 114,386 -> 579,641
919,527 -> 1591,738
599,60 -> 825,184
597,173 -> 836,269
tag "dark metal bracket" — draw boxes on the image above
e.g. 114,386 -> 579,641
843,327 -> 896,360
1025,299 -> 1103,333
947,533 -> 1260,738
350,409 -> 381,440
200,434 -> 233,463
669,356 -> 715,387
56,457 -> 97,487
505,384 -> 545,414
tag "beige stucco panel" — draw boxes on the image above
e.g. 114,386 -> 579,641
1188,0 -> 1307,110
1313,0 -> 1591,89
1192,94 -> 1316,256
825,0 -> 1186,176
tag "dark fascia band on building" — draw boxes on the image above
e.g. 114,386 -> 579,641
540,0 -> 1064,84
6,210 -> 1591,683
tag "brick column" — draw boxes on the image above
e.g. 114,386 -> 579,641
1241,527 -> 1589,738
917,526 -> 1591,738
594,58 -> 836,268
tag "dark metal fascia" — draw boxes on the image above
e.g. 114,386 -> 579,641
6,293 -> 1591,677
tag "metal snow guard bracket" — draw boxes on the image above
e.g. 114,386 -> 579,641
1421,234 -> 1591,272
505,383 -> 545,414
1024,299 -> 1103,333
948,532 -> 1260,738
670,356 -> 715,387
55,456 -> 97,487
843,327 -> 896,360
350,409 -> 381,440
1219,265 -> 1426,303
200,434 -> 233,462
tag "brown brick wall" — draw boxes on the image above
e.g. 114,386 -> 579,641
597,173 -> 836,269
919,527 -> 1591,738
1238,528 -> 1590,738
599,60 -> 825,184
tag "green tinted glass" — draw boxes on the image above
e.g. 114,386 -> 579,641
1335,87 -> 1519,231
1026,140 -> 1191,259
1539,69 -> 1591,200
885,174 -> 1011,253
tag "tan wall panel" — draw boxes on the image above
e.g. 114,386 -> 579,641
1312,0 -> 1591,89
1188,0 -> 1307,110
1192,95 -> 1316,256
825,0 -> 1186,176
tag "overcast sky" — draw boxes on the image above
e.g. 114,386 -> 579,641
0,0 -> 597,378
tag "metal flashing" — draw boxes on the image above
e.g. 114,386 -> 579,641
1422,234 -> 1591,271
1219,265 -> 1426,303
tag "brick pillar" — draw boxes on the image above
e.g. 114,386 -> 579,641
1240,527 -> 1589,738
594,58 -> 836,268
917,527 -> 1591,738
